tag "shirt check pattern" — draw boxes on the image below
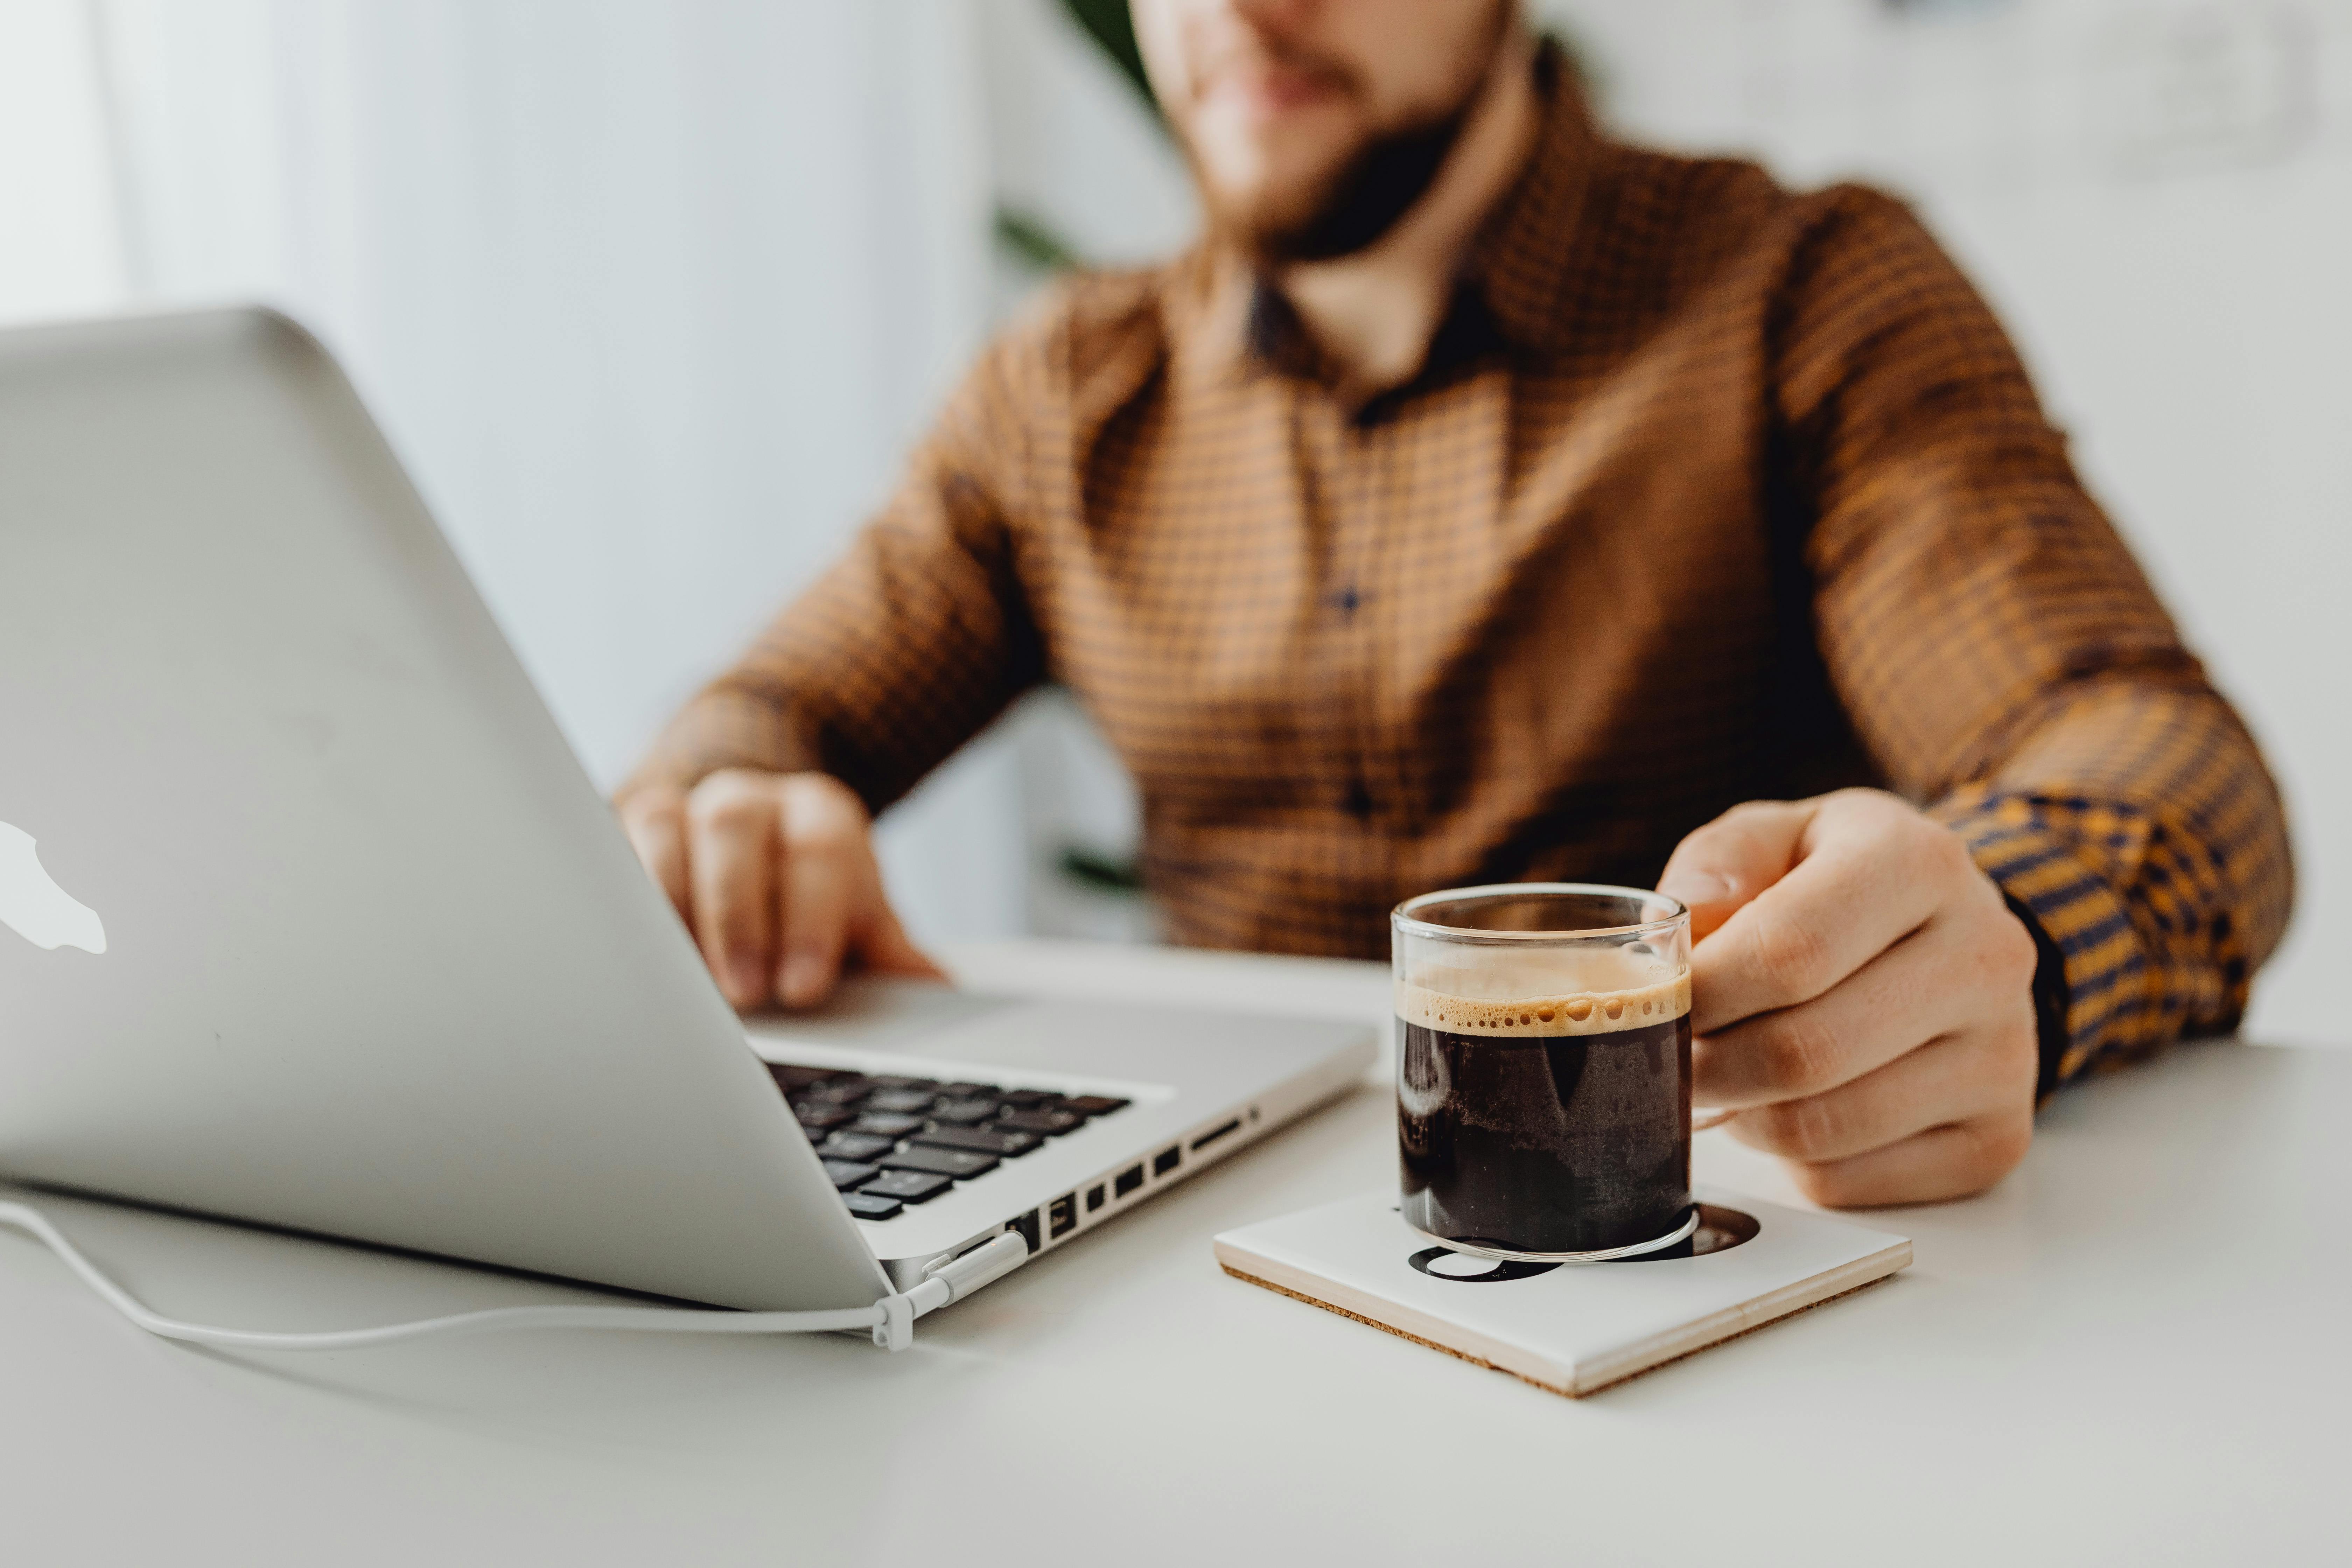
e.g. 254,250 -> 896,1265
632,52 -> 2292,1091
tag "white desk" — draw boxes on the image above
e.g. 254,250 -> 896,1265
1,940 -> 2343,1565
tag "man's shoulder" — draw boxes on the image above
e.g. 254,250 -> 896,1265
1583,136 -> 1928,287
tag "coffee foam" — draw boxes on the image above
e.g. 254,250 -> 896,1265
1396,962 -> 1690,1038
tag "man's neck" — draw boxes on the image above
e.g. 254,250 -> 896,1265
1275,28 -> 1539,397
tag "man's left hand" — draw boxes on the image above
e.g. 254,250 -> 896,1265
1656,788 -> 2040,1207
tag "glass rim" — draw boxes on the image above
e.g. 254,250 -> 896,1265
1390,881 -> 1689,944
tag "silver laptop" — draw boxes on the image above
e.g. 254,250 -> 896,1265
0,307 -> 1373,1314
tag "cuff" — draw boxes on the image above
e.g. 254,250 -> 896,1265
1930,788 -> 2146,1095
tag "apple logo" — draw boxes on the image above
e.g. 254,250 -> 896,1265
0,820 -> 107,954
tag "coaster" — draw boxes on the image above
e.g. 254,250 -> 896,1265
1213,1185 -> 1910,1398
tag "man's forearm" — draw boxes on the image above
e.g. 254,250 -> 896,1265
1930,680 -> 2293,1088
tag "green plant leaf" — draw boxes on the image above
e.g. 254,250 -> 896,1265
1057,0 -> 1158,114
995,206 -> 1083,271
1058,844 -> 1147,894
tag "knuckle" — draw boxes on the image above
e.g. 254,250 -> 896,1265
1753,915 -> 1836,1000
1756,1009 -> 1842,1092
1963,1115 -> 2033,1188
687,775 -> 772,833
1757,1094 -> 1844,1161
1992,906 -> 2040,985
779,774 -> 868,840
616,786 -> 682,830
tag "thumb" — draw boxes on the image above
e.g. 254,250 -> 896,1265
849,889 -> 947,982
1657,799 -> 1818,942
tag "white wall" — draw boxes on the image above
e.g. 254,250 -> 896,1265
1540,0 -> 2350,1042
0,0 -> 1036,948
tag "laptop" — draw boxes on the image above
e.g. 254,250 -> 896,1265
0,307 -> 1374,1316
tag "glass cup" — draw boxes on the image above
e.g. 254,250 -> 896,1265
1393,883 -> 1696,1261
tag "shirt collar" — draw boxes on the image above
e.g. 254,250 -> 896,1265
1459,40 -> 1602,356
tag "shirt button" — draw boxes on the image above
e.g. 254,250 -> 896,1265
1337,586 -> 1360,613
1343,779 -> 1374,818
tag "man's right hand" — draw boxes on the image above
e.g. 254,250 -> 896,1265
615,770 -> 941,1011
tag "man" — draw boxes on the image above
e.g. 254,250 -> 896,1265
616,0 -> 2292,1209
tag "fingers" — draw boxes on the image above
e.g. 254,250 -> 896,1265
1657,799 -> 1813,942
685,772 -> 782,1008
673,770 -> 942,1012
616,786 -> 692,924
1781,1112 -> 2035,1208
1694,898 -> 2018,1107
858,898 -> 949,980
773,776 -> 862,1008
1688,790 -> 1961,1036
1724,1021 -> 2036,1166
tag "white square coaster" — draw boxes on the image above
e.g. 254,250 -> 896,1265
1213,1186 -> 1911,1397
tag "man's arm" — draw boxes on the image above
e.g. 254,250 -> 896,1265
617,334 -> 1049,1007
1662,188 -> 2291,1204
1784,187 -> 2291,1084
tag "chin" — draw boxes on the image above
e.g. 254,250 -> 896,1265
1190,113 -> 1361,227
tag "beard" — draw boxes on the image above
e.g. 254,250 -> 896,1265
1247,108 -> 1476,265
1191,5 -> 1514,267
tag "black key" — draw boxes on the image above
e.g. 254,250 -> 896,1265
911,1126 -> 1041,1158
931,1098 -> 999,1126
861,1170 -> 952,1204
820,1159 -> 880,1191
864,1088 -> 941,1115
997,1089 -> 1052,1108
843,1191 -> 904,1220
1063,1096 -> 1130,1118
794,1103 -> 854,1132
869,1077 -> 943,1093
991,1108 -> 1082,1136
819,1132 -> 896,1162
936,1083 -> 996,1099
770,1064 -> 836,1091
851,1112 -> 926,1137
878,1145 -> 1000,1180
803,1076 -> 875,1106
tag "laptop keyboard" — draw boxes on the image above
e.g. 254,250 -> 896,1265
767,1066 -> 1130,1221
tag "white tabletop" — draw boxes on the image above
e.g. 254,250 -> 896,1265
2,939 -> 2343,1565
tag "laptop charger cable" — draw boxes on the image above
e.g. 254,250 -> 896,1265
0,1199 -> 1028,1353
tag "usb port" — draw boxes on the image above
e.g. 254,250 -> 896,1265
1153,1145 -> 1181,1177
1048,1192 -> 1078,1239
1114,1164 -> 1144,1198
1086,1183 -> 1106,1213
1190,1118 -> 1241,1153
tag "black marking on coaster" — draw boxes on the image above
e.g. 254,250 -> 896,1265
1610,1204 -> 1760,1262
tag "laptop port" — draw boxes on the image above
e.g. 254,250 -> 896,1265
1086,1183 -> 1106,1213
1048,1192 -> 1079,1239
1189,1118 -> 1241,1153
1153,1145 -> 1181,1177
1008,1208 -> 1041,1254
1114,1164 -> 1144,1198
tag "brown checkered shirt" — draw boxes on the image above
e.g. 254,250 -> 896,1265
632,56 -> 2292,1092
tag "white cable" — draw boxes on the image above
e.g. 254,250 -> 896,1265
0,1200 -> 1026,1353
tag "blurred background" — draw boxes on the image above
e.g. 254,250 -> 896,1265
1,0 -> 2343,1043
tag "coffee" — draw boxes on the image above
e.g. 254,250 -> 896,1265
1397,958 -> 1692,1254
